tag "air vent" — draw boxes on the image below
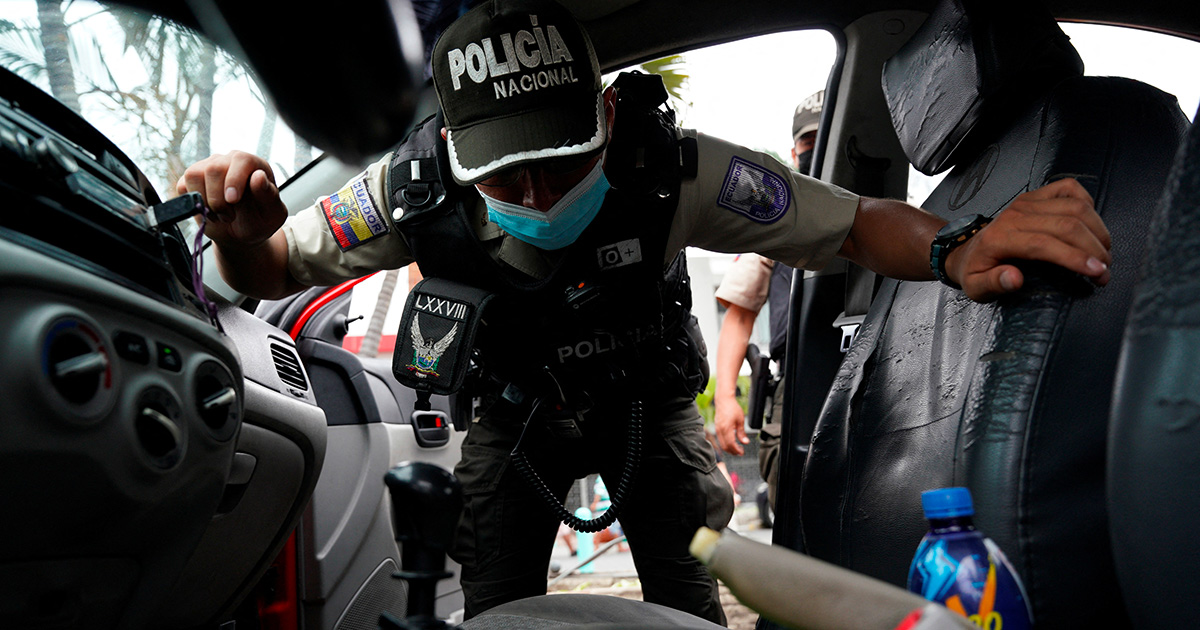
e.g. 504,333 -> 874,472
270,343 -> 308,391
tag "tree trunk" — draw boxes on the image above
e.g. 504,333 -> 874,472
193,44 -> 217,162
36,0 -> 79,112
360,269 -> 399,359
295,135 -> 312,172
257,108 -> 276,158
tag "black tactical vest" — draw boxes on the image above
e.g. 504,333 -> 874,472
386,73 -> 703,402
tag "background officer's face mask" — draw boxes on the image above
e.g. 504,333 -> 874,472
479,159 -> 610,250
794,149 -> 814,176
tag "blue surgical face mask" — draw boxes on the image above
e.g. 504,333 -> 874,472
479,158 -> 610,251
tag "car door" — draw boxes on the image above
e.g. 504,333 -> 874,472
254,156 -> 469,630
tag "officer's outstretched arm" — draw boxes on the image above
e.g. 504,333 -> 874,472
838,178 -> 1110,303
178,151 -> 307,300
714,302 -> 756,456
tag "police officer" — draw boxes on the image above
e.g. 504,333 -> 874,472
713,91 -> 823,513
179,0 -> 1112,624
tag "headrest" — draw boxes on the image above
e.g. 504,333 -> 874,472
882,0 -> 1084,175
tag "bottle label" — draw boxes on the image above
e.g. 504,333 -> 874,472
909,536 -> 1033,630
913,540 -> 961,601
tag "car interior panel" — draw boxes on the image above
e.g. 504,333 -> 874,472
1109,100 -> 1200,630
0,45 -> 325,627
2,0 -> 1199,628
795,1 -> 1190,628
274,286 -> 467,628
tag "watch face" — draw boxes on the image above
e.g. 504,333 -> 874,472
939,214 -> 985,238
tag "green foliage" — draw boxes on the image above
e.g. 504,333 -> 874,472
638,54 -> 691,117
761,148 -> 792,169
605,53 -> 692,124
694,375 -> 751,428
0,18 -> 45,82
695,376 -> 716,423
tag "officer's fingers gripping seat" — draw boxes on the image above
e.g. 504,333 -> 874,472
796,0 -> 1189,627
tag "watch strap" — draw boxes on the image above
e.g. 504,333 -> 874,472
930,214 -> 992,289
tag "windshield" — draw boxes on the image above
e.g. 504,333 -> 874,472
0,0 -> 306,201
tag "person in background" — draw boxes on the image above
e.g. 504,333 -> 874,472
591,476 -> 629,551
713,91 -> 822,514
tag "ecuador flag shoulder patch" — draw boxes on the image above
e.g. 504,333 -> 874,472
321,174 -> 390,251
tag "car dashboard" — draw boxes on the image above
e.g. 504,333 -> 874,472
0,65 -> 327,629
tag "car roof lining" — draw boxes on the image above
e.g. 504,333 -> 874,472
120,0 -> 1200,65
578,1 -> 1200,71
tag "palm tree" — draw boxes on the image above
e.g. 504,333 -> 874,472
108,10 -> 233,185
360,269 -> 400,359
638,54 -> 691,122
194,43 -> 217,161
0,4 -> 274,191
0,2 -> 81,110
36,0 -> 78,112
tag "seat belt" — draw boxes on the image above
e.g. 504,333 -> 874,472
832,263 -> 876,353
832,135 -> 890,352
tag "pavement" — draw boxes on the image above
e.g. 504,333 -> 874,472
547,503 -> 775,579
544,504 -> 775,630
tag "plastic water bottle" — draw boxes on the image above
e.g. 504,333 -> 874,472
907,488 -> 1034,630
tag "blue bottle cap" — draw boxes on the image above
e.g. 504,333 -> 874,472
921,487 -> 975,519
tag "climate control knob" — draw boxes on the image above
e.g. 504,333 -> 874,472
40,316 -> 115,422
134,387 -> 184,469
194,361 -> 240,442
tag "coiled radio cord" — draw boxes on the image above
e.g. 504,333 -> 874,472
511,398 -> 643,533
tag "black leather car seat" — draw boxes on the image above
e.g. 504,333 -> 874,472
797,0 -> 1189,627
1108,102 -> 1200,629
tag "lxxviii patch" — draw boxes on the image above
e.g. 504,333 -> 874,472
717,157 -> 791,224
392,278 -> 494,396
321,174 -> 389,251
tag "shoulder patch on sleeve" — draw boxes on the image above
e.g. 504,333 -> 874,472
321,173 -> 389,251
717,157 -> 791,224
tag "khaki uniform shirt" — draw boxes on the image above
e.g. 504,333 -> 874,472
281,130 -> 859,287
714,253 -> 774,313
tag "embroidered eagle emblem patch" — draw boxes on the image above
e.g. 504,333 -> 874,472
407,315 -> 458,378
717,156 -> 790,224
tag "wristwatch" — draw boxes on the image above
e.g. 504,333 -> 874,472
930,213 -> 992,289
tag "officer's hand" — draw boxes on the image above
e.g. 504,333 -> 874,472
177,151 -> 286,250
946,178 -> 1111,302
715,394 -> 749,456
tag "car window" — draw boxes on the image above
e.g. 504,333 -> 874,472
605,30 -> 838,170
908,23 -> 1200,204
0,1 -> 305,208
631,31 -> 837,366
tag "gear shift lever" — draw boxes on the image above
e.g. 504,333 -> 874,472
380,461 -> 463,630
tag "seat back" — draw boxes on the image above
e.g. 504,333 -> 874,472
1109,103 -> 1200,629
797,1 -> 1190,627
